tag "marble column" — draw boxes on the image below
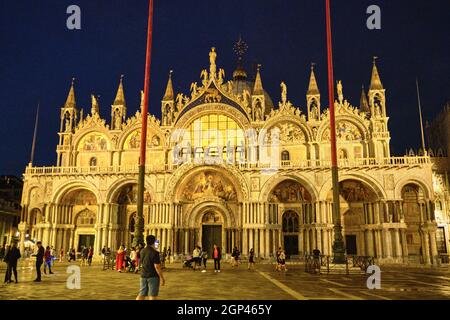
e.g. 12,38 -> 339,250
382,229 -> 392,258
184,229 -> 188,254
375,230 -> 383,258
243,228 -> 248,254
366,230 -> 374,256
422,231 -> 431,265
400,230 -> 408,259
305,229 -> 310,254
429,231 -> 438,265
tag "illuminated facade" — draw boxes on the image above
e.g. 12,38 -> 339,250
18,47 -> 449,265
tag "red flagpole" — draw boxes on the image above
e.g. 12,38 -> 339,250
140,0 -> 154,164
326,0 -> 337,167
325,0 -> 345,262
136,0 -> 154,247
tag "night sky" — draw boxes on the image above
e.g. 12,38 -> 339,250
1,0 -> 449,176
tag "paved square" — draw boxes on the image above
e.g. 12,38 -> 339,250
1,259 -> 450,300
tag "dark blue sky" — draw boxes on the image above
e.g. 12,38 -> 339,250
1,0 -> 449,176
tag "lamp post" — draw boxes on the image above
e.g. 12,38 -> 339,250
325,0 -> 345,263
134,0 -> 154,247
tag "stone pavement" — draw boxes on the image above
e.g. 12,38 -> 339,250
0,259 -> 449,300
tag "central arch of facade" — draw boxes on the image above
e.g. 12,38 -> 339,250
166,165 -> 244,256
182,198 -> 237,256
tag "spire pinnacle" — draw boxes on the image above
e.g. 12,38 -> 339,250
307,63 -> 320,96
163,70 -> 174,101
64,78 -> 76,108
370,57 -> 383,90
360,85 -> 369,112
113,75 -> 126,105
253,64 -> 264,95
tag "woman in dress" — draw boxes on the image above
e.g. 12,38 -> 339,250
248,248 -> 255,270
115,246 -> 125,272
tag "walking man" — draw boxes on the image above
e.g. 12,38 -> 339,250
136,235 -> 165,300
213,244 -> 221,273
4,242 -> 21,283
34,241 -> 44,282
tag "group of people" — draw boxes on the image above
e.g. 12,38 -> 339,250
232,247 -> 256,270
188,244 -> 222,272
2,241 -> 101,284
79,246 -> 94,266
115,245 -> 143,273
191,246 -> 209,272
187,245 -> 260,272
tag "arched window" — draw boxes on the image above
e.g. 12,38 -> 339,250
338,148 -> 348,159
89,157 -> 97,167
281,150 -> 290,161
282,211 -> 299,233
129,214 -> 136,233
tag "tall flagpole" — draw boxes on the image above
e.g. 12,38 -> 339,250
325,0 -> 345,263
416,78 -> 427,156
135,0 -> 154,247
30,102 -> 40,165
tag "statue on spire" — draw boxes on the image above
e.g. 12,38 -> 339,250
280,82 -> 287,104
337,80 -> 344,104
209,47 -> 217,76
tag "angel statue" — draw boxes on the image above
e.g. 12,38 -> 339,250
176,93 -> 184,111
200,69 -> 208,85
337,80 -> 344,104
280,82 -> 287,104
218,68 -> 225,84
242,89 -> 250,108
190,82 -> 198,96
227,81 -> 233,93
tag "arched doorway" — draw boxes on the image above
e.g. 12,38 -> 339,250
402,184 -> 424,258
282,211 -> 300,257
60,189 -> 97,253
128,212 -> 137,246
112,183 -> 151,248
74,209 -> 96,252
201,211 -> 223,257
328,179 -> 378,256
268,179 -> 312,255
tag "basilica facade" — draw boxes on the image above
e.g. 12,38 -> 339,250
18,47 -> 449,265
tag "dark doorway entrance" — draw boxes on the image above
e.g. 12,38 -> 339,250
78,235 -> 95,252
202,225 -> 222,257
345,235 -> 357,255
284,235 -> 299,257
436,227 -> 447,254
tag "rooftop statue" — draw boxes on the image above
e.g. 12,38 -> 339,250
209,47 -> 217,76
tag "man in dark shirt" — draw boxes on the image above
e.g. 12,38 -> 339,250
34,241 -> 44,282
4,242 -> 21,283
136,235 -> 165,300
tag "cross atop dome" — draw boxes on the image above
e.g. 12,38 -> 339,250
233,35 -> 248,81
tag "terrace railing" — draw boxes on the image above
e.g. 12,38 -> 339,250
24,156 -> 431,177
